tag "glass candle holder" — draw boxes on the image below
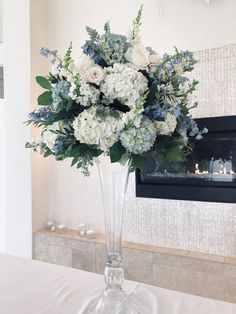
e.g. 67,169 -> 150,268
86,223 -> 96,239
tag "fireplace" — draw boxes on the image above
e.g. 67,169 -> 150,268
136,116 -> 236,203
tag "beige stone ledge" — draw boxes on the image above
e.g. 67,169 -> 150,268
34,229 -> 236,303
36,229 -> 232,265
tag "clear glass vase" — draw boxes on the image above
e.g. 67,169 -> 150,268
79,155 -> 142,314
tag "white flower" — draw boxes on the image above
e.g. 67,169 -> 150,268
148,53 -> 162,73
120,117 -> 156,154
42,122 -> 62,151
73,106 -> 125,152
127,27 -> 141,45
195,134 -> 203,140
125,44 -> 150,69
76,54 -> 94,79
85,66 -> 104,85
149,53 -> 162,65
100,63 -> 148,108
178,81 -> 190,94
174,64 -> 184,76
154,113 -> 177,136
77,80 -> 100,107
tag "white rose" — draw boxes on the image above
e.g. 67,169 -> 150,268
149,53 -> 162,65
85,66 -> 104,85
155,113 -> 177,136
125,44 -> 150,69
76,54 -> 93,79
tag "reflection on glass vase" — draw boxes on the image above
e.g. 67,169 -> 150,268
80,155 -> 141,314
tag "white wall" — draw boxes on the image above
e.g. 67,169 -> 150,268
30,0 -> 51,232
3,0 -> 32,257
0,0 -> 4,253
40,0 -> 236,235
47,0 -> 236,54
0,98 -> 5,253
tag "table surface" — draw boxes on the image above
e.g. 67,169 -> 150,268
0,254 -> 235,314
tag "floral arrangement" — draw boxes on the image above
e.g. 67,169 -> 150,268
26,7 -> 207,175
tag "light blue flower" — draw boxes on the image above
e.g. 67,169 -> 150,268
28,107 -> 54,122
173,106 -> 182,119
52,80 -> 71,109
120,117 -> 157,154
145,105 -> 167,120
40,47 -> 58,58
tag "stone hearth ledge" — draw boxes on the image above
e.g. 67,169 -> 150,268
33,229 -> 236,303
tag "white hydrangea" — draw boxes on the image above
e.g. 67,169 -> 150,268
73,106 -> 125,151
42,122 -> 61,151
77,80 -> 100,106
100,63 -> 148,108
120,117 -> 156,154
154,113 -> 177,136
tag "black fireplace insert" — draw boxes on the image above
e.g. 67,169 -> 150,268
136,115 -> 236,203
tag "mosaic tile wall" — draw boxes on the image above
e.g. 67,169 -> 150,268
123,44 -> 236,257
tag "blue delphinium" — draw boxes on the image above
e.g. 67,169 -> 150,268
52,136 -> 68,154
182,50 -> 194,58
175,76 -> 189,85
173,106 -> 182,119
186,116 -> 199,136
40,47 -> 58,58
28,107 -> 54,123
82,40 -> 102,64
82,23 -> 128,66
145,105 -> 167,120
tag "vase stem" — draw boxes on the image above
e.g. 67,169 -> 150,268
96,155 -> 130,292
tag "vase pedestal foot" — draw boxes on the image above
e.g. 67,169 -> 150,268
78,287 -> 148,314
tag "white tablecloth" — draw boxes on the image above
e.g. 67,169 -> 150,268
0,254 -> 235,314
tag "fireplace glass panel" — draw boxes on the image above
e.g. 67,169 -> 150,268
141,133 -> 236,187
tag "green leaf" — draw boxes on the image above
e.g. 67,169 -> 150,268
131,154 -> 144,170
37,91 -> 53,106
110,141 -> 126,163
104,22 -> 110,34
168,148 -> 184,162
44,150 -> 53,157
63,42 -> 73,69
36,76 -> 51,90
71,157 -> 79,167
68,146 -> 81,158
86,26 -> 99,41
76,162 -> 83,169
66,98 -> 73,111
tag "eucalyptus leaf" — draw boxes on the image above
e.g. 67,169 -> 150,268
37,91 -> 53,106
36,76 -> 51,90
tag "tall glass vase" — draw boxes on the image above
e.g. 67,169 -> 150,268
95,155 -> 130,312
80,155 -> 137,314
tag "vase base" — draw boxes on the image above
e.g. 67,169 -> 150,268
78,285 -> 157,314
